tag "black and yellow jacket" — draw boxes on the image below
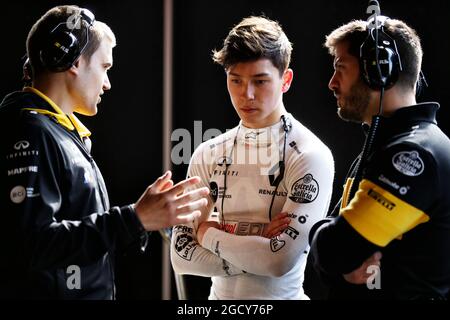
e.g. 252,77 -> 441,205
310,103 -> 450,299
0,87 -> 146,299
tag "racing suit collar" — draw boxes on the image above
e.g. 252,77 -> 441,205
238,113 -> 290,146
22,86 -> 91,138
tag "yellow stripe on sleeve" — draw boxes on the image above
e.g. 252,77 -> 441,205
341,179 -> 429,247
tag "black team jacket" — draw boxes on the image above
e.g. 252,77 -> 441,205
310,103 -> 450,300
0,87 -> 146,299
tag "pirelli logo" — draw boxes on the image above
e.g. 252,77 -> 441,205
368,189 -> 396,211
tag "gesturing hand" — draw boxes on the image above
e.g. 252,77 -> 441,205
134,171 -> 209,231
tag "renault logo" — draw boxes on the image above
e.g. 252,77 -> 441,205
14,140 -> 30,150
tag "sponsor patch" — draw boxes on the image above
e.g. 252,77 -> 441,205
14,140 -> 30,150
26,187 -> 40,198
174,233 -> 197,261
298,215 -> 308,224
216,156 -> 232,166
220,221 -> 265,236
368,189 -> 396,211
378,174 -> 410,196
284,226 -> 299,240
6,150 -> 39,160
173,225 -> 194,234
289,174 -> 319,203
210,181 -> 218,202
258,189 -> 287,197
222,223 -> 237,234
392,150 -> 424,176
378,174 -> 400,190
399,186 -> 409,195
236,222 -> 264,236
210,185 -> 231,200
213,169 -> 238,177
7,166 -> 38,176
270,237 -> 286,252
10,185 -> 26,204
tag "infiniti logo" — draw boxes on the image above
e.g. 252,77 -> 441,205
14,140 -> 30,150
216,156 -> 232,166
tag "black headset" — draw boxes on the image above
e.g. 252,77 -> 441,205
329,1 -> 427,217
359,1 -> 402,90
40,8 -> 95,72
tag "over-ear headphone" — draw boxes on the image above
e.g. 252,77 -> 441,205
360,1 -> 403,90
40,8 -> 95,72
344,1 -> 402,210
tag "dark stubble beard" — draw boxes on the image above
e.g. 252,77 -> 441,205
337,78 -> 371,123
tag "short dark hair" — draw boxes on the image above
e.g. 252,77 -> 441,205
324,19 -> 422,90
26,5 -> 115,77
212,16 -> 292,76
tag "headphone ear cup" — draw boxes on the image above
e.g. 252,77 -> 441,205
40,29 -> 80,72
360,30 -> 400,90
361,45 -> 399,89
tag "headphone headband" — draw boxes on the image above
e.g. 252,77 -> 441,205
359,10 -> 402,89
366,14 -> 388,30
79,8 -> 95,27
40,8 -> 96,73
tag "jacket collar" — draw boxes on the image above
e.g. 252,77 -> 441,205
22,87 -> 91,138
366,102 -> 440,147
384,102 -> 439,126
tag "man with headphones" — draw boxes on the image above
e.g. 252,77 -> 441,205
170,16 -> 335,299
310,2 -> 450,299
0,5 -> 209,299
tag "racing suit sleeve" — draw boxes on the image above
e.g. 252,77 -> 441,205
199,147 -> 335,277
3,117 -> 146,271
311,142 -> 438,276
170,141 -> 245,277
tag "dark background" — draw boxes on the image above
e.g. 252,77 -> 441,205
1,0 -> 449,300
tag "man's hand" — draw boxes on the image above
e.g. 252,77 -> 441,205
262,212 -> 291,239
343,251 -> 382,284
197,221 -> 221,245
134,171 -> 209,231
